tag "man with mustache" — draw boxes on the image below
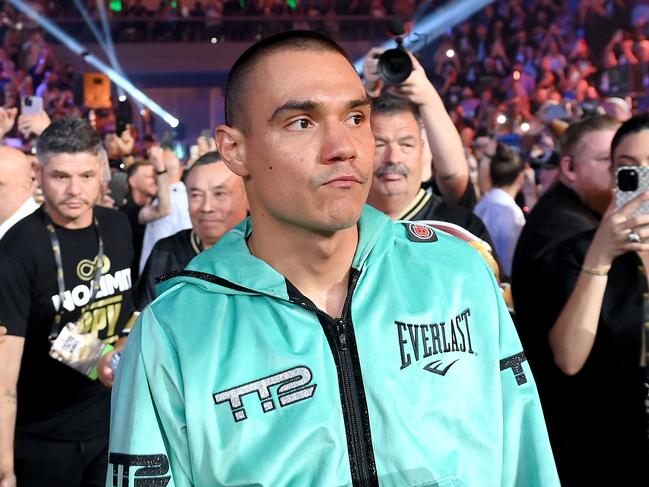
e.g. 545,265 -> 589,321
107,31 -> 558,486
134,151 -> 248,308
367,95 -> 496,253
0,118 -> 136,487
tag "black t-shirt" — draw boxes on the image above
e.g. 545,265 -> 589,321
427,177 -> 478,211
119,194 -> 145,281
511,183 -> 648,483
0,206 -> 135,440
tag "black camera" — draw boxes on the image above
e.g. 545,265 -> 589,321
377,17 -> 413,85
617,167 -> 638,191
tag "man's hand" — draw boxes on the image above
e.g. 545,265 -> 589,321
118,127 -> 135,155
362,47 -> 385,96
386,52 -> 436,107
17,111 -> 50,138
149,145 -> 165,173
0,470 -> 16,487
97,349 -> 117,388
0,108 -> 17,139
197,134 -> 217,157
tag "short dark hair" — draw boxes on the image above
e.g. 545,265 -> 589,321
561,115 -> 620,157
36,117 -> 103,165
224,30 -> 351,131
126,160 -> 153,180
611,113 -> 649,157
370,96 -> 421,124
186,150 -> 222,177
489,143 -> 524,187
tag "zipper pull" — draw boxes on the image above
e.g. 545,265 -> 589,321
336,318 -> 347,350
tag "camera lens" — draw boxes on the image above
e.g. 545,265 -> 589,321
617,167 -> 639,192
378,48 -> 413,85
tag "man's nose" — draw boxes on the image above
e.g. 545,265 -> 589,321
320,120 -> 358,164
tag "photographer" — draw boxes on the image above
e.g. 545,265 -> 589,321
362,46 -> 471,207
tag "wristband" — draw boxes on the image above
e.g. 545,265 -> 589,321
156,169 -> 168,175
582,266 -> 609,276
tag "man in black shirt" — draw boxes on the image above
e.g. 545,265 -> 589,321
119,148 -> 171,280
0,118 -> 136,487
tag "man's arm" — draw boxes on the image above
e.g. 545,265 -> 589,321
0,336 -> 24,487
549,193 -> 649,375
138,146 -> 171,225
389,53 -> 469,203
108,308 -> 192,487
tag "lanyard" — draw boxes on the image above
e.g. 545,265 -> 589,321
190,230 -> 203,255
44,211 -> 104,340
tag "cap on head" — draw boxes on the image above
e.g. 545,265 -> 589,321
224,30 -> 351,132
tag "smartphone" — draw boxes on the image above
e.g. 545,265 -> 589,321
616,166 -> 649,216
115,115 -> 130,135
21,96 -> 43,115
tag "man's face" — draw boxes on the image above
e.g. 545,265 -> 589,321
570,129 -> 617,215
186,162 -> 248,247
130,164 -> 157,198
613,129 -> 649,168
369,111 -> 424,200
232,49 -> 374,233
38,152 -> 102,228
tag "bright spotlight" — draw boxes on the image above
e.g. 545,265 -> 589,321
496,114 -> 507,125
446,49 -> 455,58
521,122 -> 531,132
210,37 -> 218,44
118,95 -> 127,102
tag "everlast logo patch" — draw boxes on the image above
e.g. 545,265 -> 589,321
109,453 -> 170,487
213,366 -> 317,422
397,307 -> 475,375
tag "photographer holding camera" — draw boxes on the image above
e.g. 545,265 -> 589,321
362,46 -> 471,207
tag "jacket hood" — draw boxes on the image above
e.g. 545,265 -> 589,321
155,205 -> 393,299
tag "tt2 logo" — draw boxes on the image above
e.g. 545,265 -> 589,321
213,366 -> 317,422
109,453 -> 170,487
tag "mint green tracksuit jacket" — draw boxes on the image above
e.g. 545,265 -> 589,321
107,205 -> 559,487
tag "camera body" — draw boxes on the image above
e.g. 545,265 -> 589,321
616,166 -> 649,216
378,37 -> 413,85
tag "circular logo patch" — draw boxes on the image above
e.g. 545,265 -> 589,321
407,223 -> 436,242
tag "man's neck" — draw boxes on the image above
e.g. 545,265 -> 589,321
247,219 -> 359,318
367,189 -> 419,220
494,184 -> 519,200
131,189 -> 151,206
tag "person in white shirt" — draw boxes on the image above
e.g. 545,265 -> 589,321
0,146 -> 39,240
474,144 -> 526,278
138,148 -> 191,272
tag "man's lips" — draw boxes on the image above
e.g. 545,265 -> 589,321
324,175 -> 363,188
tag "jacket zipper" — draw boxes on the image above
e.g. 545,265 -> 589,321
290,269 -> 377,487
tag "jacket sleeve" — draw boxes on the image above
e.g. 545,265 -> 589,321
107,306 -> 193,487
489,267 -> 560,487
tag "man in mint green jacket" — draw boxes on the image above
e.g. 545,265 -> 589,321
107,31 -> 559,487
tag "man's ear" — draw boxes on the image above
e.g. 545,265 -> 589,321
560,155 -> 576,182
216,125 -> 249,178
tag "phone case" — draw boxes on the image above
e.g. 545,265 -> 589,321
616,165 -> 649,217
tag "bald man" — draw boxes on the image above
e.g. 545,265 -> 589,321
0,146 -> 39,240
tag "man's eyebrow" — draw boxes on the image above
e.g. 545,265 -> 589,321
269,100 -> 317,123
268,97 -> 372,123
